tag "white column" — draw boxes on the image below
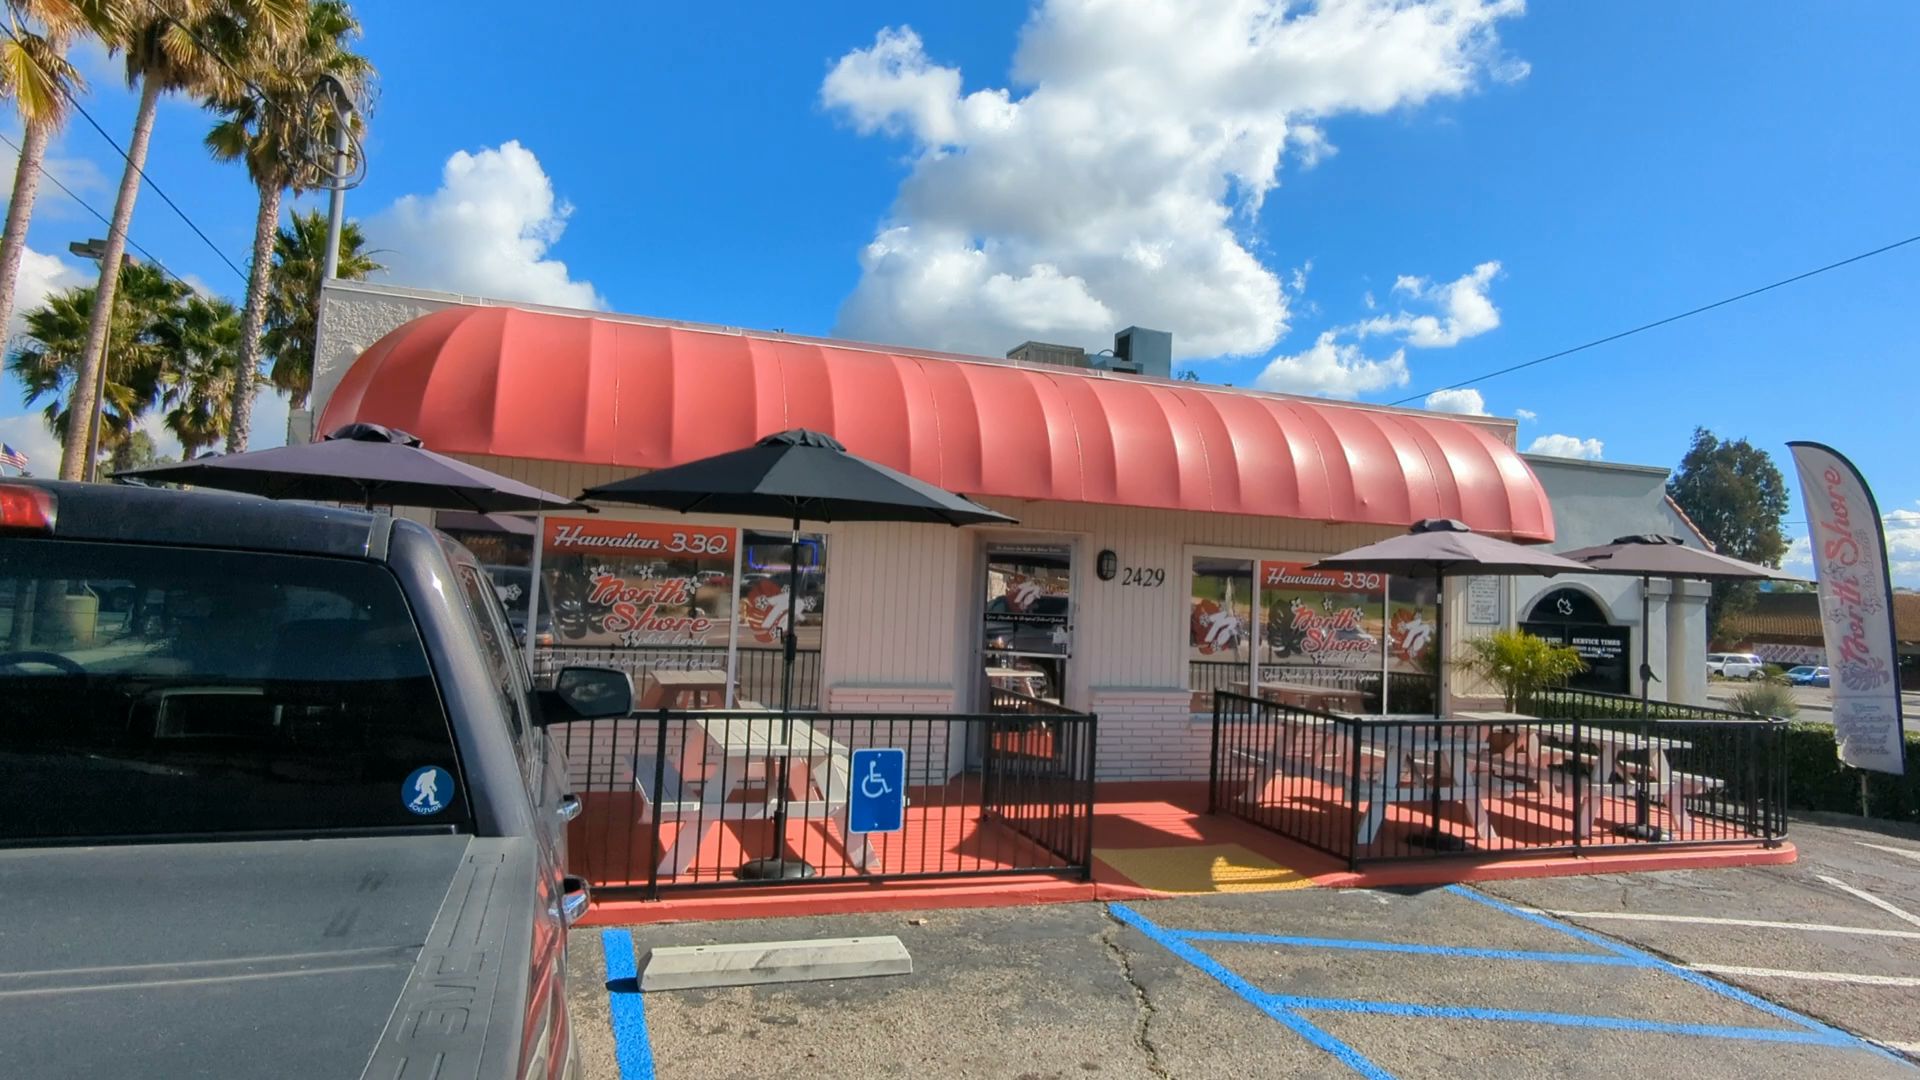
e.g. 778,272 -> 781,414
1642,578 -> 1673,699
1666,579 -> 1711,706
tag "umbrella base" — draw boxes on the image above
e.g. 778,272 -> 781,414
1404,829 -> 1474,853
1615,823 -> 1671,842
737,857 -> 820,881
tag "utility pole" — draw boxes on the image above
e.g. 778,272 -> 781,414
314,74 -> 359,281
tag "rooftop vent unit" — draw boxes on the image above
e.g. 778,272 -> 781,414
1006,341 -> 1089,368
1100,327 -> 1171,379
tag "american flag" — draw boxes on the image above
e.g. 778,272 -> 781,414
0,443 -> 28,471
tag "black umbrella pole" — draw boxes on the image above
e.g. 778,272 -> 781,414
1623,575 -> 1667,840
741,519 -> 816,879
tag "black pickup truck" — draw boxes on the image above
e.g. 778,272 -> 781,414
0,479 -> 629,1079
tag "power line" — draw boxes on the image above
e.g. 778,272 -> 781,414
0,20 -> 250,284
0,128 -> 190,288
1388,232 -> 1920,406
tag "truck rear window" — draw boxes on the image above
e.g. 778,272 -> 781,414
0,538 -> 468,843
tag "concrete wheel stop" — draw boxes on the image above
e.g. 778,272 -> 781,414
639,936 -> 913,991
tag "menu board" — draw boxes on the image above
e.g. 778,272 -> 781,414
1258,561 -> 1384,670
538,518 -> 736,648
1466,576 -> 1502,625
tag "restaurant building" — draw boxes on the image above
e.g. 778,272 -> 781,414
303,281 -> 1711,781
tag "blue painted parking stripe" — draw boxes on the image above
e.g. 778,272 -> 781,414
1108,903 -> 1396,1080
1447,885 -> 1910,1066
1267,994 -> 1855,1046
600,930 -> 657,1080
1173,929 -> 1641,966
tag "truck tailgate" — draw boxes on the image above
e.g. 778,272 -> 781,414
0,835 -> 474,1078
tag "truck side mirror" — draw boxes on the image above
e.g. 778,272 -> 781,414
538,666 -> 632,724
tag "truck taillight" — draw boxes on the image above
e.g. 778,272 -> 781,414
0,484 -> 55,532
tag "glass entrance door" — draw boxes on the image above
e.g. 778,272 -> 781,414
981,543 -> 1073,712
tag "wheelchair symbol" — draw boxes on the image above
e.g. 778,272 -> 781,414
861,758 -> 893,799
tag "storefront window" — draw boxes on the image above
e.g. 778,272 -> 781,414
982,544 -> 1073,706
1188,556 -> 1253,707
526,517 -> 830,710
1187,554 -> 1440,714
1258,561 -> 1384,679
734,531 -> 827,708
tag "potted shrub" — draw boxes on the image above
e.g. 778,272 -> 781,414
1457,628 -> 1586,713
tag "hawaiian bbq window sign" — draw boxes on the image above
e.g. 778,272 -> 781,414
541,518 -> 737,649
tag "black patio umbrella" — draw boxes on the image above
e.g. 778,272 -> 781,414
1310,519 -> 1593,850
435,510 -> 539,536
1557,534 -> 1791,712
119,423 -> 587,513
1557,534 -> 1792,839
580,428 -> 1016,879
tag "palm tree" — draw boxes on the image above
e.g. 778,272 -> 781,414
263,207 -> 376,407
206,0 -> 368,452
157,290 -> 239,455
0,1 -> 125,346
58,0 -> 299,480
10,260 -> 185,463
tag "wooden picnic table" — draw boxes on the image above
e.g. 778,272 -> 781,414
1533,721 -> 1704,836
1225,712 -> 1511,846
638,713 -> 877,877
639,668 -> 728,710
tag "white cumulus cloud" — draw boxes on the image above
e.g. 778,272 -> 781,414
1423,387 -> 1488,415
6,246 -> 90,346
1358,260 -> 1502,347
1514,407 -> 1537,422
823,2 -> 1525,358
1254,330 -> 1408,398
1527,433 -> 1604,460
367,141 -> 603,310
1788,504 -> 1920,588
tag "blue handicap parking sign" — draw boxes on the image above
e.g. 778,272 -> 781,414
848,748 -> 906,834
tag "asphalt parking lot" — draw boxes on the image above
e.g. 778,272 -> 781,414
1703,681 -> 1920,729
569,815 -> 1920,1079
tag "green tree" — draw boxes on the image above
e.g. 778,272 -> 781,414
103,426 -> 169,475
205,0 -> 370,451
59,0 -> 300,480
157,290 -> 240,455
1666,427 -> 1790,637
0,2 -> 126,346
1456,629 -> 1586,712
8,260 -> 188,463
262,208 -> 377,408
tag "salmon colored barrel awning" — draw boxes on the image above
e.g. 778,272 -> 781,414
316,306 -> 1555,541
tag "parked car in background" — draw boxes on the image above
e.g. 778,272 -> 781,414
0,479 -> 631,1079
1786,664 -> 1832,687
1706,652 -> 1766,680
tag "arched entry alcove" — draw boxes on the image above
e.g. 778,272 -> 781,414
1520,586 -> 1633,694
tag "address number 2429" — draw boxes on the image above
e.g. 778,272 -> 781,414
1120,567 -> 1166,587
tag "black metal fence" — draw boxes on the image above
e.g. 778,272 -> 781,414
551,706 -> 1096,898
1210,690 -> 1787,869
535,644 -> 822,710
1188,661 -> 1436,714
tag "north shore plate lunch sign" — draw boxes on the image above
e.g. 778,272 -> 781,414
1789,442 -> 1907,775
539,518 -> 737,648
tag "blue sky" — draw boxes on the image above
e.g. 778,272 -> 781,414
3,1 -> 1917,578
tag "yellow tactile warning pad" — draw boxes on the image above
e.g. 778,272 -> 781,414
1096,843 -> 1315,894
